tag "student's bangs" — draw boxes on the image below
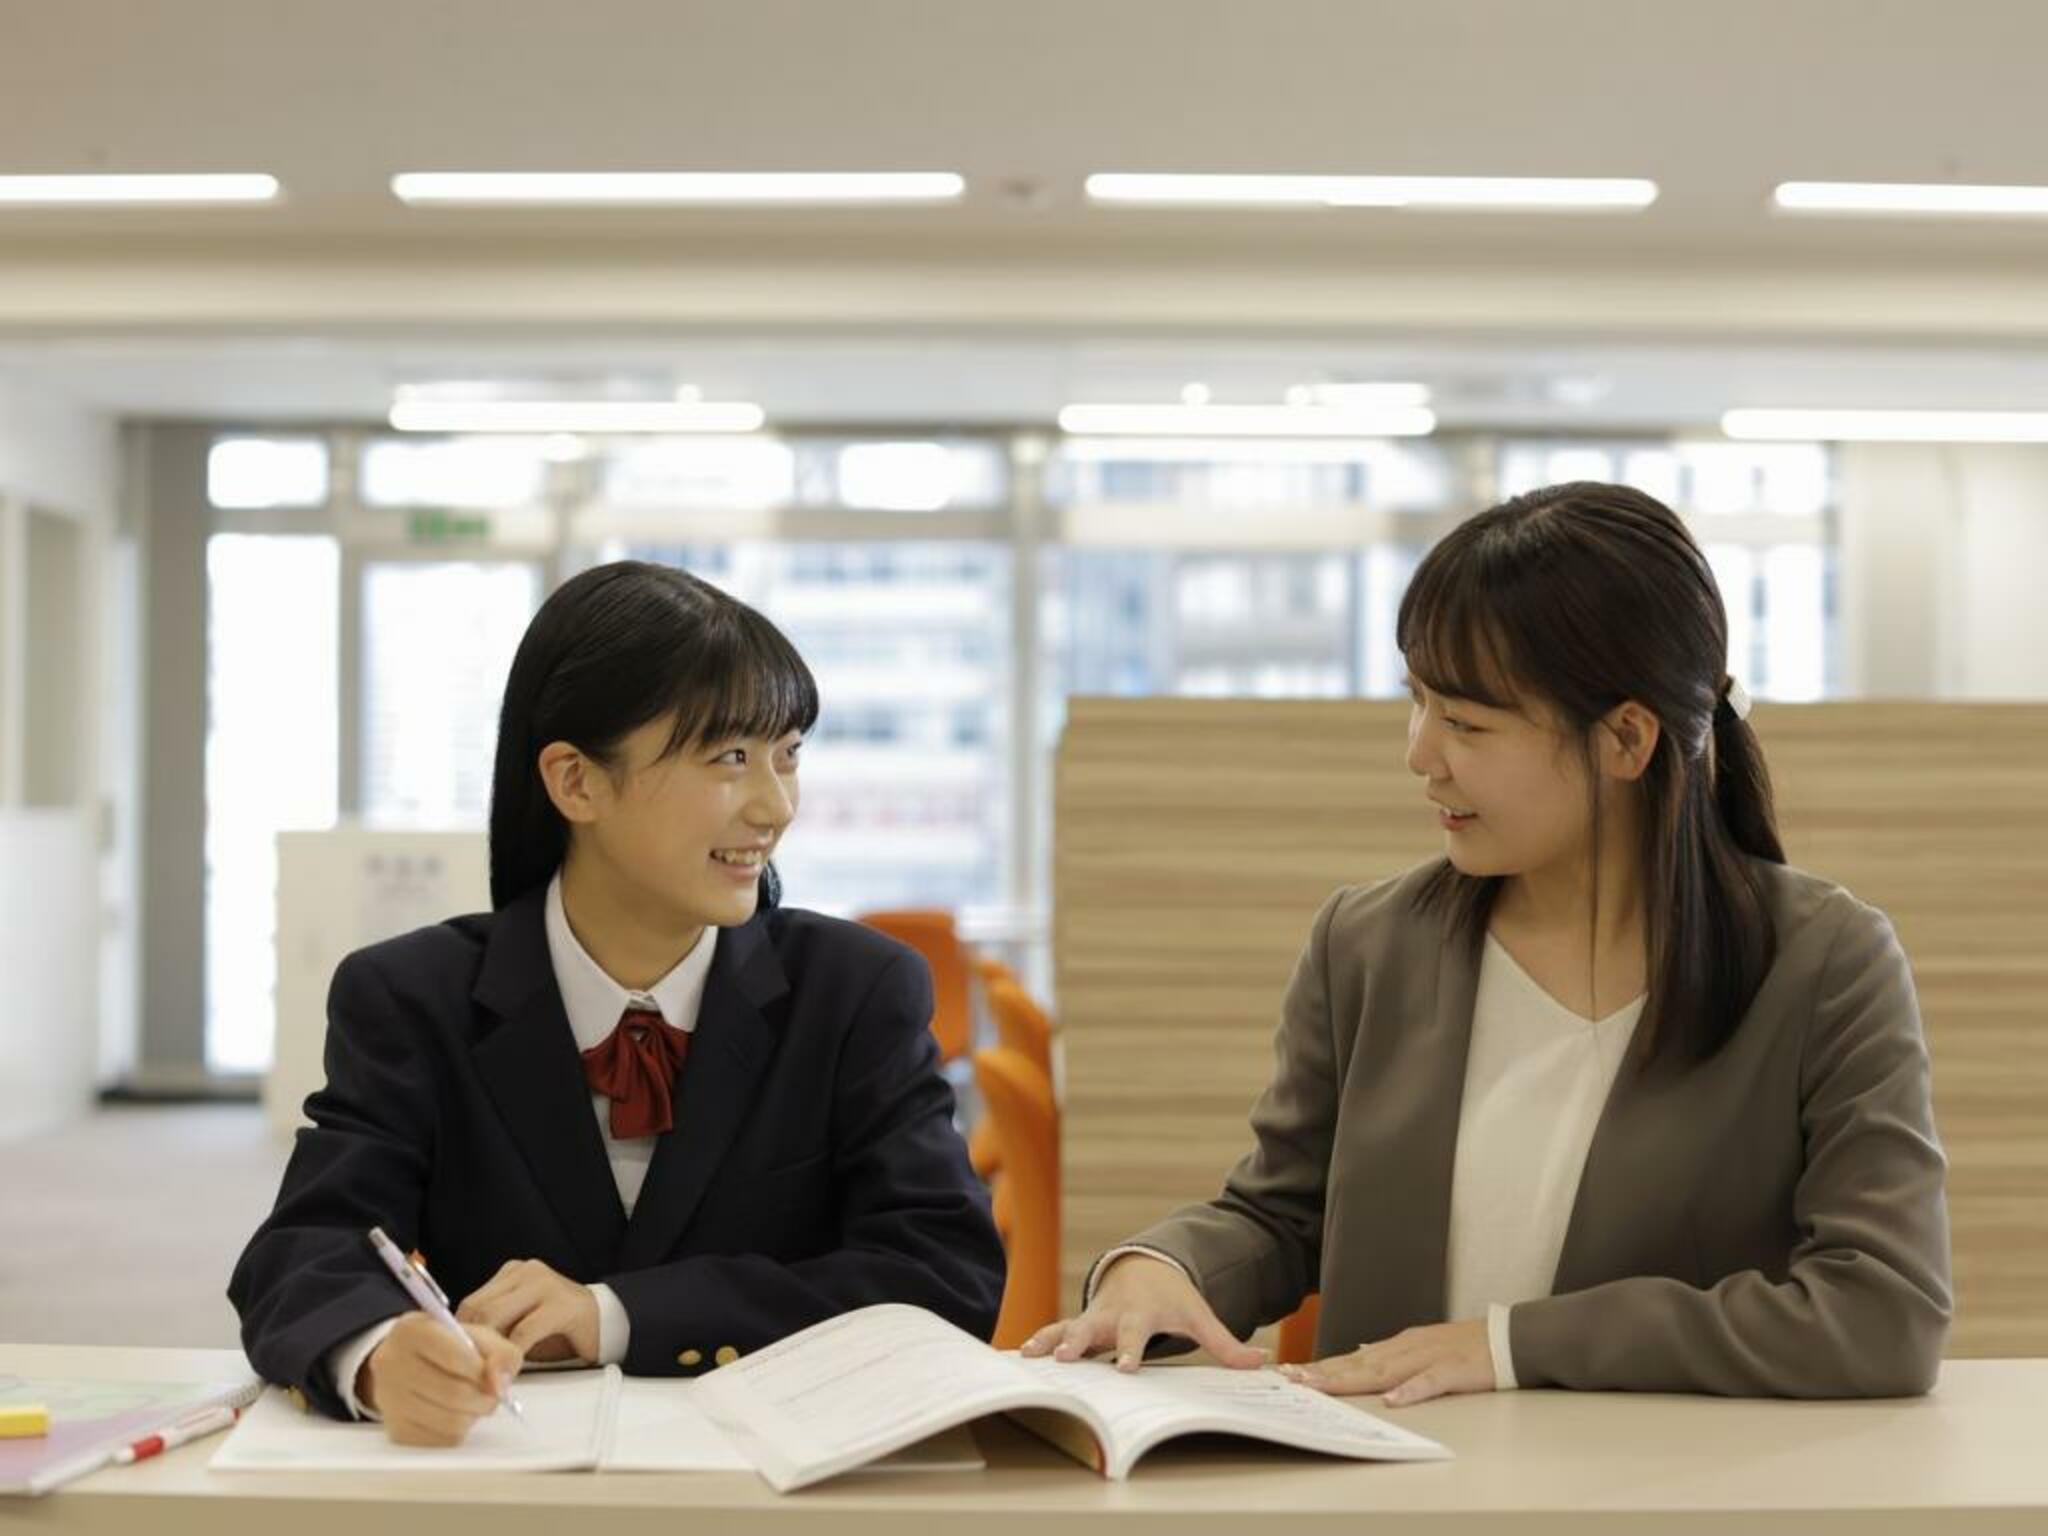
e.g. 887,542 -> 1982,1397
656,600 -> 821,757
1394,533 -> 1530,713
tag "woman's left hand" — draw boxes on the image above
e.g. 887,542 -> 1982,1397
456,1259 -> 600,1364
1277,1319 -> 1495,1407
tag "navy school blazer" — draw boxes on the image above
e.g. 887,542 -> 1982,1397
228,884 -> 1006,1417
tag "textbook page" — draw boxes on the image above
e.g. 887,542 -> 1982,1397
211,1368 -> 619,1473
691,1305 -> 1072,1492
1009,1356 -> 1451,1479
601,1380 -> 984,1475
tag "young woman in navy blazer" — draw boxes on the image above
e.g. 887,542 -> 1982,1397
231,562 -> 1004,1445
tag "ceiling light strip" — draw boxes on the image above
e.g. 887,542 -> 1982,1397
1773,181 -> 2048,217
1085,174 -> 1656,211
391,172 -> 964,205
1058,403 -> 1437,438
1723,409 -> 2048,443
0,174 -> 280,205
389,401 -> 766,434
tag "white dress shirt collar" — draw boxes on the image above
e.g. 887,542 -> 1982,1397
543,872 -> 720,1053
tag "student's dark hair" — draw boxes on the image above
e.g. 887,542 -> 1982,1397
1396,481 -> 1785,1071
488,562 -> 819,910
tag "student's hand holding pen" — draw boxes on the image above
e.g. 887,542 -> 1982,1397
359,1313 -> 524,1447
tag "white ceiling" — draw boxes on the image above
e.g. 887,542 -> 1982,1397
5,1 -> 2048,423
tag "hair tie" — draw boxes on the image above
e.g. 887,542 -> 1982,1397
1719,675 -> 1753,723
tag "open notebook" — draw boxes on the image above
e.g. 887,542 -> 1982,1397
214,1304 -> 1448,1492
211,1366 -> 981,1478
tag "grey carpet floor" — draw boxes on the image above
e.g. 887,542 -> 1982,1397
0,1105 -> 291,1349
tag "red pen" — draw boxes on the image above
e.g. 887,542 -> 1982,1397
113,1405 -> 242,1464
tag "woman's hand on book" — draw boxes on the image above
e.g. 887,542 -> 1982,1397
456,1258 -> 601,1364
359,1313 -> 523,1446
1277,1320 -> 1494,1406
1018,1252 -> 1266,1372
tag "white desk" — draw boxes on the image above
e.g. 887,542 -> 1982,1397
5,1344 -> 2044,1534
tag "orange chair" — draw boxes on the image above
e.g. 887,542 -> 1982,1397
968,1116 -> 1003,1181
972,953 -> 1021,993
973,1045 -> 1060,1349
1274,1293 -> 1322,1365
983,976 -> 1054,1082
858,908 -> 973,1063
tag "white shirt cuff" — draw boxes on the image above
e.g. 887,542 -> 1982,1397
1486,1302 -> 1519,1391
1083,1243 -> 1196,1307
327,1316 -> 402,1421
591,1282 -> 630,1365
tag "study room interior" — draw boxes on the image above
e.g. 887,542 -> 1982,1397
2,2 -> 2045,1528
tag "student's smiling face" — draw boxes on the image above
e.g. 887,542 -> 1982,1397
1403,671 -> 1595,881
558,714 -> 803,931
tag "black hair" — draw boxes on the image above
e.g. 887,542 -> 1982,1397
488,561 -> 819,909
1397,481 -> 1785,1071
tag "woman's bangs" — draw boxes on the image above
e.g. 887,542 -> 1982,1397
1397,554 -> 1525,711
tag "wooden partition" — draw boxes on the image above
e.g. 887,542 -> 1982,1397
1054,698 -> 2048,1356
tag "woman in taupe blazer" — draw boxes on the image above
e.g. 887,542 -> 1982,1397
1026,481 -> 1951,1405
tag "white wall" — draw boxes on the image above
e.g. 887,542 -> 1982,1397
1837,443 -> 2048,700
0,378 -> 121,1140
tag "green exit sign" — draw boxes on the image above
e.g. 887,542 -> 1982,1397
407,509 -> 493,544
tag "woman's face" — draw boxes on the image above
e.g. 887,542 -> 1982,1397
1403,673 -> 1594,881
563,715 -> 803,931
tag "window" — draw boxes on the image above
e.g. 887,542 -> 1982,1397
360,561 -> 542,828
204,534 -> 339,1072
208,438 -> 330,510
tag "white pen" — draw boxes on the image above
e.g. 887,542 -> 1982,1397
366,1226 -> 528,1423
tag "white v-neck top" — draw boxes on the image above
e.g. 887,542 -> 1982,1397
1446,933 -> 1644,1386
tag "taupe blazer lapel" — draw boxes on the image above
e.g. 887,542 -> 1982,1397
1341,918 -> 1481,1341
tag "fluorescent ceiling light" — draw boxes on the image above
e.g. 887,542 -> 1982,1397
1723,409 -> 2048,443
1086,174 -> 1656,211
1773,181 -> 2048,217
389,400 -> 766,434
391,172 -> 964,205
0,174 -> 279,205
1058,403 -> 1436,437
1284,382 -> 1432,408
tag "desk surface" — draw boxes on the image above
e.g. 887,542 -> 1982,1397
5,1344 -> 2044,1535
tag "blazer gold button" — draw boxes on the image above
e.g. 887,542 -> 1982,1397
286,1387 -> 309,1414
677,1349 -> 702,1367
714,1346 -> 740,1367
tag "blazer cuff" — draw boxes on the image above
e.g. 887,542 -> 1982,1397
1084,1243 -> 1196,1307
591,1282 -> 631,1366
1486,1303 -> 1520,1391
326,1316 -> 401,1421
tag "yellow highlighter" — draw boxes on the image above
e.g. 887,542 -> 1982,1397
0,1403 -> 49,1439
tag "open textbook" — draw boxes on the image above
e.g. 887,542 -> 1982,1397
213,1303 -> 1448,1492
693,1304 -> 1450,1491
